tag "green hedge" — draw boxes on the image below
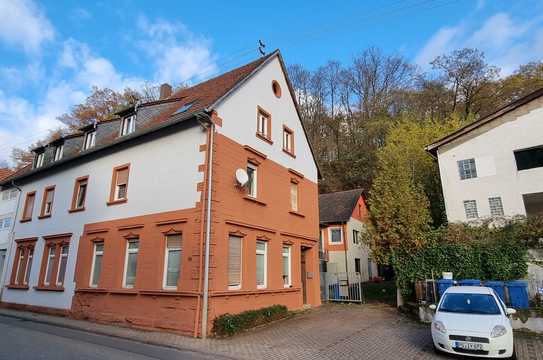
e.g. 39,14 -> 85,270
393,222 -> 530,297
212,305 -> 289,337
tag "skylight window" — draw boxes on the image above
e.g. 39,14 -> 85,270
174,102 -> 195,115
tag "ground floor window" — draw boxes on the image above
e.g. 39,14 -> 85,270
123,239 -> 139,288
228,235 -> 242,290
164,233 -> 182,289
256,240 -> 267,289
523,192 -> 543,217
354,258 -> 361,274
282,245 -> 291,287
12,241 -> 35,286
90,242 -> 104,287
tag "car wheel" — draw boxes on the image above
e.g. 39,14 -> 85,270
508,347 -> 517,360
433,343 -> 442,354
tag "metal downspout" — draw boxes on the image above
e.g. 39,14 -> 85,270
0,181 -> 22,299
201,121 -> 215,339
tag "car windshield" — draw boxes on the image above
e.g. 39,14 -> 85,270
439,293 -> 501,315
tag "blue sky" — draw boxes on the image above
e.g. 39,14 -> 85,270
1,0 -> 543,164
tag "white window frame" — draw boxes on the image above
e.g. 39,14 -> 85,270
247,163 -> 257,198
43,246 -> 55,286
75,181 -> 87,209
2,189 -> 17,201
256,240 -> 267,289
489,196 -> 504,217
228,235 -> 242,290
120,115 -> 136,136
53,144 -> 64,161
43,189 -> 54,216
83,130 -> 96,150
458,158 -> 477,180
122,239 -> 139,289
463,200 -> 479,219
24,249 -> 33,285
329,227 -> 343,244
56,245 -> 69,286
352,229 -> 360,245
15,250 -> 25,285
257,111 -> 269,138
282,245 -> 291,288
35,152 -> 45,168
163,234 -> 182,290
89,242 -> 104,287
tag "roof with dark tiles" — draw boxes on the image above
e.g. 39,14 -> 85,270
319,188 -> 365,225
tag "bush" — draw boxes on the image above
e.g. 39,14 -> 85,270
392,221 -> 531,297
362,280 -> 396,304
212,304 -> 289,337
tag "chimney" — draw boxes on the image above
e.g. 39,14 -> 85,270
159,83 -> 172,100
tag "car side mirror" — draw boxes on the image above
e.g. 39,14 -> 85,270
429,304 -> 437,311
506,308 -> 516,315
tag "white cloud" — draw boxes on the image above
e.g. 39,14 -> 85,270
0,0 -> 54,54
137,16 -> 218,85
415,12 -> 543,75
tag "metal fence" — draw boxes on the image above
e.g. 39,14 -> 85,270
322,272 -> 363,303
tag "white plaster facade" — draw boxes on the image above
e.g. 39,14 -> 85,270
435,96 -> 543,222
216,56 -> 318,183
0,187 -> 19,293
1,126 -> 205,309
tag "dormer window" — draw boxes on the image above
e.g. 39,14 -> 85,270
120,115 -> 136,136
35,152 -> 45,168
53,144 -> 64,161
83,130 -> 96,150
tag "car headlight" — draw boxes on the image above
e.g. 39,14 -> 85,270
491,325 -> 507,338
433,321 -> 447,334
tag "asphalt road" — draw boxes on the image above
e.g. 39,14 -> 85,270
0,315 -> 225,360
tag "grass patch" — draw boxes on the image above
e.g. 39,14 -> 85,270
212,304 -> 289,337
362,280 -> 396,305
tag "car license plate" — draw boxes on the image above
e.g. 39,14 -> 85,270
454,341 -> 483,351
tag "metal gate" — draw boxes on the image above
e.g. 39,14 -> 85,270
324,272 -> 363,303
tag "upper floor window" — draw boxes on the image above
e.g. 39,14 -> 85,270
0,216 -> 12,230
120,115 -> 136,136
514,145 -> 543,171
352,229 -> 360,245
21,192 -> 36,222
53,144 -> 64,161
246,163 -> 257,198
83,130 -> 96,150
283,126 -> 294,155
1,189 -> 17,201
290,182 -> 298,212
463,200 -> 478,219
489,197 -> 504,217
256,107 -> 271,142
70,176 -> 88,211
109,164 -> 130,204
329,227 -> 343,244
35,152 -> 45,168
39,186 -> 55,218
458,158 -> 477,180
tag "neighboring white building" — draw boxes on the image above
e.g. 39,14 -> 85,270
426,88 -> 543,222
0,168 -> 18,294
319,189 -> 377,281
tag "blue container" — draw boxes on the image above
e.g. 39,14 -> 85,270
437,279 -> 454,297
484,281 -> 505,302
506,280 -> 529,309
459,279 -> 481,286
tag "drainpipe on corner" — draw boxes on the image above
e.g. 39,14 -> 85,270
200,118 -> 215,339
0,181 -> 22,299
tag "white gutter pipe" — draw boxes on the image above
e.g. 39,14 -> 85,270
201,121 -> 215,339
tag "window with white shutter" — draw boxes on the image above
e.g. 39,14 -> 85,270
228,235 -> 242,290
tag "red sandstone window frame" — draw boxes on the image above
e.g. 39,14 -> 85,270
39,185 -> 56,219
9,238 -> 37,289
108,163 -> 130,206
256,239 -> 268,289
256,106 -> 272,144
122,236 -> 139,289
36,234 -> 71,291
162,231 -> 182,290
228,232 -> 244,290
20,191 -> 36,223
70,176 -> 89,213
282,125 -> 295,157
290,180 -> 299,212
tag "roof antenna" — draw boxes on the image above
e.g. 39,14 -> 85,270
258,40 -> 266,56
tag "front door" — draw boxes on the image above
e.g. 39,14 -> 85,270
301,247 -> 308,304
0,249 -> 6,284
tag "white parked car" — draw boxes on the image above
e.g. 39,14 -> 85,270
430,286 -> 516,358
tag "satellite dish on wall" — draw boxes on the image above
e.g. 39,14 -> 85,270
235,168 -> 249,187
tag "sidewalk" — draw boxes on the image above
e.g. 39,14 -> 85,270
0,304 -> 541,360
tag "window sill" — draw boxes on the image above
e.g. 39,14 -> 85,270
76,287 -> 108,293
107,198 -> 127,206
139,290 -> 198,297
243,196 -> 267,206
38,214 -> 51,220
68,207 -> 85,213
256,132 -> 273,145
282,149 -> 296,158
289,210 -> 305,218
6,284 -> 29,290
108,289 -> 138,295
34,285 -> 64,292
20,218 -> 31,223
